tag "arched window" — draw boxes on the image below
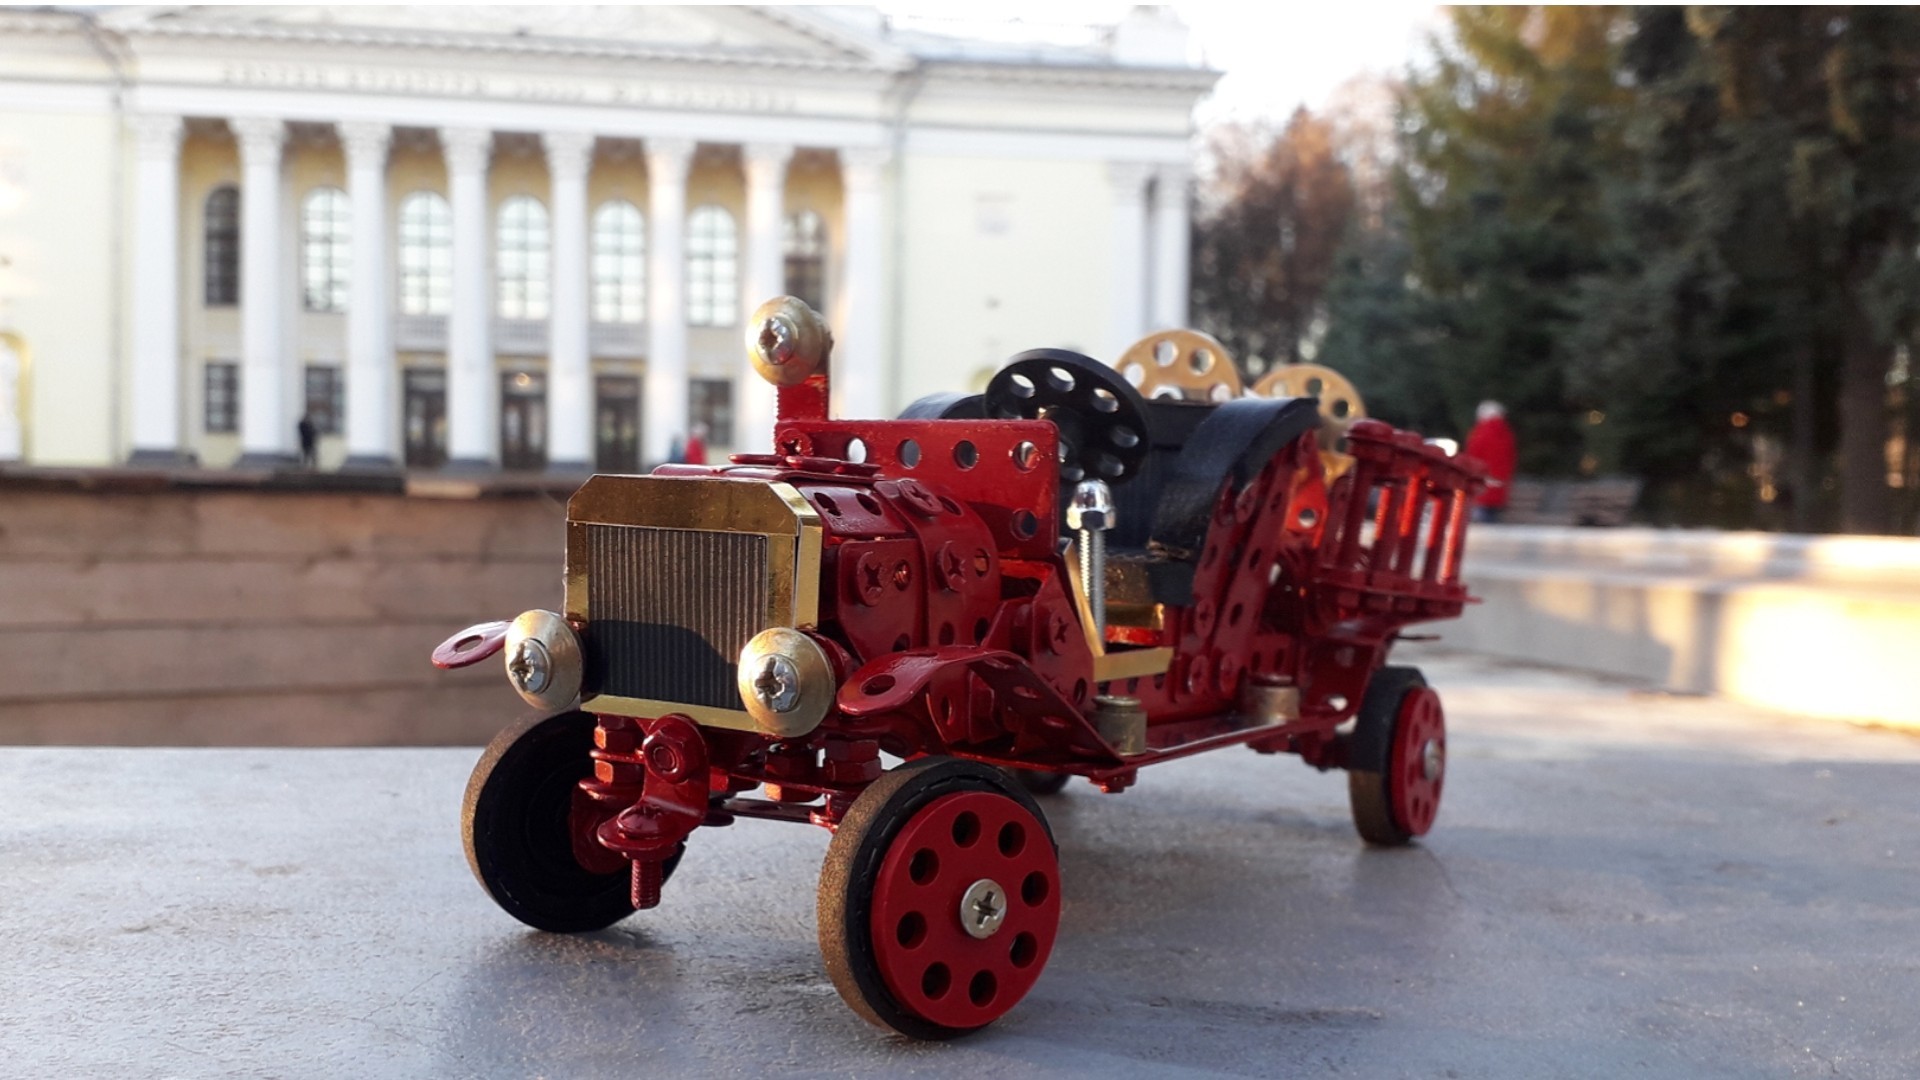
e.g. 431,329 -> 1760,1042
783,209 -> 828,312
397,191 -> 452,316
686,205 -> 738,327
592,200 -> 646,323
204,185 -> 240,306
301,187 -> 350,312
497,195 -> 550,320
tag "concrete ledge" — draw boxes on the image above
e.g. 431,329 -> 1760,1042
1453,527 -> 1920,729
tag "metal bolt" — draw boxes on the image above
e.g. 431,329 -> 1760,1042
752,654 -> 802,714
506,638 -> 551,694
959,878 -> 1008,939
1422,738 -> 1443,782
756,314 -> 797,367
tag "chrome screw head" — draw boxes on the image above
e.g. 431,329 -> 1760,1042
507,638 -> 552,695
959,878 -> 1008,940
1421,738 -> 1443,782
751,654 -> 802,714
756,314 -> 798,368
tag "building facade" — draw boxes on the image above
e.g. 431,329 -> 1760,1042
0,5 -> 1214,470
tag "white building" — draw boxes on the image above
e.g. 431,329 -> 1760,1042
0,5 -> 1214,470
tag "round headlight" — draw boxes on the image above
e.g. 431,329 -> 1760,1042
503,609 -> 583,711
737,627 -> 835,738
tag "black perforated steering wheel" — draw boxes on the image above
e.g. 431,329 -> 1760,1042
983,349 -> 1153,485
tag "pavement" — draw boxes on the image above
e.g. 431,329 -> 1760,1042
4,649 -> 1918,1079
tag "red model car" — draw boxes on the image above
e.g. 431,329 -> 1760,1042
433,297 -> 1483,1039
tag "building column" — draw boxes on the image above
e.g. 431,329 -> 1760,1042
340,121 -> 395,469
442,127 -> 495,470
738,142 -> 792,452
544,131 -> 596,472
127,113 -> 187,465
1150,163 -> 1191,331
232,117 -> 293,466
643,138 -> 694,465
837,146 -> 889,421
1106,161 -> 1153,360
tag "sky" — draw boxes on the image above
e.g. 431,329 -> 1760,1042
873,1 -> 1445,126
1174,1 -> 1444,126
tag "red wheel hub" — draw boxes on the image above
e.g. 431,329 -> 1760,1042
1387,686 -> 1445,837
869,791 -> 1060,1029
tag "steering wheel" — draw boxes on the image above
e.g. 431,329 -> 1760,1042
984,349 -> 1152,485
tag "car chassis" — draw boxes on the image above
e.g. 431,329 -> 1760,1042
433,297 -> 1484,1038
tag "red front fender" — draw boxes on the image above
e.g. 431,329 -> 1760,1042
430,620 -> 511,669
837,648 -> 1124,767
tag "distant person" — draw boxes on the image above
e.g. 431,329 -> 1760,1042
668,433 -> 685,463
684,423 -> 708,466
1464,400 -> 1516,523
296,413 -> 318,468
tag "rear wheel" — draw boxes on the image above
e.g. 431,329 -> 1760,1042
819,757 -> 1062,1039
462,710 -> 680,932
1346,667 -> 1446,847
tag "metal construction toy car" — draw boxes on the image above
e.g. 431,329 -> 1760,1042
432,296 -> 1483,1039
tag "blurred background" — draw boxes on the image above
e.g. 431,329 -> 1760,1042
3,5 -> 1918,744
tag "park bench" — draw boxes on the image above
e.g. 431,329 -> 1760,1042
1501,477 -> 1642,526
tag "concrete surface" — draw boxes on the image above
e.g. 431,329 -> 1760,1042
1453,526 -> 1920,730
4,649 -> 1918,1079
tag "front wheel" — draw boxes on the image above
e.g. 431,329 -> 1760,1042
819,757 -> 1062,1039
462,710 -> 680,932
1346,667 -> 1447,847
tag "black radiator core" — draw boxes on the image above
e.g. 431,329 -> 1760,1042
583,525 -> 770,710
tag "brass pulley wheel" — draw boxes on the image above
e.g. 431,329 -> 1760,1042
1113,330 -> 1243,404
1252,364 -> 1367,441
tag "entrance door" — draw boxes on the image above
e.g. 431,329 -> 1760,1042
402,368 -> 447,469
0,333 -> 22,461
500,370 -> 547,471
595,375 -> 641,472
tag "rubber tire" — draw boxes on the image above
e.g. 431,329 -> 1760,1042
818,757 -> 1057,1039
462,710 -> 680,933
1012,769 -> 1070,797
1346,666 -> 1430,848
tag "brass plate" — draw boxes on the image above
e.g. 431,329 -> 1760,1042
1114,329 -> 1243,403
566,475 -> 822,631
567,475 -> 825,725
1093,647 -> 1174,683
579,693 -> 762,733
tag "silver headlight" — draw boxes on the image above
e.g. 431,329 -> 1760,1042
737,627 -> 834,738
504,609 -> 583,711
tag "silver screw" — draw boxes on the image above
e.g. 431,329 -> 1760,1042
507,638 -> 551,694
1421,738 -> 1443,782
752,654 -> 801,713
959,878 -> 1007,940
756,315 -> 797,367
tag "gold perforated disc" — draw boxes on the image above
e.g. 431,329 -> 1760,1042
1114,330 -> 1244,403
1252,363 -> 1366,435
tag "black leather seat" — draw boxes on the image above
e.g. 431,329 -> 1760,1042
904,381 -> 1323,608
1111,396 -> 1322,607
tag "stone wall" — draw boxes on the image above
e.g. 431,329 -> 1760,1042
0,472 -> 569,744
1449,525 -> 1920,730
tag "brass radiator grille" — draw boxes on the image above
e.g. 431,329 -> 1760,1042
583,525 -> 770,711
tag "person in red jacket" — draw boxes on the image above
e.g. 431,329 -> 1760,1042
1464,400 -> 1516,523
683,423 -> 708,466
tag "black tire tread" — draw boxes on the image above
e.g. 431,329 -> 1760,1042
1345,666 -> 1428,848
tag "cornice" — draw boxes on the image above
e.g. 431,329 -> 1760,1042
921,61 -> 1221,95
0,11 -> 85,35
123,16 -> 894,76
